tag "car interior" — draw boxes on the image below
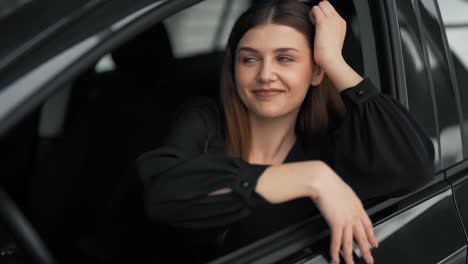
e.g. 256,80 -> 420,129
0,0 -> 366,263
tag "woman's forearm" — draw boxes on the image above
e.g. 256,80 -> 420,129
254,160 -> 325,203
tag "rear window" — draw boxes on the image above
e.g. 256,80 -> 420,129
163,0 -> 250,58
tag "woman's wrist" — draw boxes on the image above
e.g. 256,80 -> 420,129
321,56 -> 363,92
303,160 -> 329,201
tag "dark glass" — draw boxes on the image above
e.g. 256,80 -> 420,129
437,0 -> 468,159
395,0 -> 441,170
418,0 -> 463,168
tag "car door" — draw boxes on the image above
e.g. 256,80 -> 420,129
436,0 -> 468,258
209,0 -> 467,263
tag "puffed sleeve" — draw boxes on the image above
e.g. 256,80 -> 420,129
330,78 -> 436,201
136,97 -> 270,229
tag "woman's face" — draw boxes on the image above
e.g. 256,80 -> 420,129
235,23 -> 323,120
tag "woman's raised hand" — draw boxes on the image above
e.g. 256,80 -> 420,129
310,162 -> 378,264
308,0 -> 363,93
308,0 -> 346,70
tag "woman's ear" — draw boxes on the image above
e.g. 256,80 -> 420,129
310,64 -> 324,86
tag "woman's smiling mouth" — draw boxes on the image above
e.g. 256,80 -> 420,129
252,88 -> 285,99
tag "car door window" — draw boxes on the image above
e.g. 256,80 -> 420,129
437,0 -> 468,159
394,0 -> 441,171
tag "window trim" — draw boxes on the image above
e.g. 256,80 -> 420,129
354,0 -> 382,91
370,0 -> 397,97
383,0 -> 409,108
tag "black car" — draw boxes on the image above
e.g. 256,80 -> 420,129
1,0 -> 468,263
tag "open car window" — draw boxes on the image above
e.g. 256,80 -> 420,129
150,0 -> 365,262
60,0 -> 366,263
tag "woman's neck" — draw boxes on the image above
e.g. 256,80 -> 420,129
248,112 -> 298,165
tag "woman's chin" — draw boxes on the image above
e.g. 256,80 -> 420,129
251,108 -> 291,120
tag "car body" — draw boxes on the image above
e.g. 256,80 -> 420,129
0,0 -> 468,263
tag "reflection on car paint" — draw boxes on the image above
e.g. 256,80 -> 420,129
353,188 -> 451,258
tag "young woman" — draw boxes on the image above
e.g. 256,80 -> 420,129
137,0 -> 435,263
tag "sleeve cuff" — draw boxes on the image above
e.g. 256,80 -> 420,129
231,160 -> 271,208
339,78 -> 379,105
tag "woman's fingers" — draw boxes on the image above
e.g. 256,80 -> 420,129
361,216 -> 379,248
310,5 -> 324,25
353,222 -> 374,264
321,0 -> 338,15
311,1 -> 343,25
342,225 -> 354,264
330,224 -> 343,264
318,1 -> 333,17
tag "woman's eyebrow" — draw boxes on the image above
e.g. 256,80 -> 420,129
237,46 -> 258,53
275,47 -> 300,53
237,46 -> 300,53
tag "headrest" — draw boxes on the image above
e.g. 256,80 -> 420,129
111,23 -> 175,80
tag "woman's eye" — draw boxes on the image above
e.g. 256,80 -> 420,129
278,56 -> 293,63
242,57 -> 257,64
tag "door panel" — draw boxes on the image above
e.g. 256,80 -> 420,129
447,161 -> 468,240
369,185 -> 465,263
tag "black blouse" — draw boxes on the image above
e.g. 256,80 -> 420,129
136,78 -> 435,251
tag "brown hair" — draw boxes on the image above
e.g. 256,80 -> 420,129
221,0 -> 346,160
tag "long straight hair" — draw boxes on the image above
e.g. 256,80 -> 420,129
221,0 -> 346,160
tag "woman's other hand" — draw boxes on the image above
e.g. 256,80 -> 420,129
309,162 -> 378,264
255,160 -> 378,264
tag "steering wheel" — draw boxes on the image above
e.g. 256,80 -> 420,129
0,187 -> 57,264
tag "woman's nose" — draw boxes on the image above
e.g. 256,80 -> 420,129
258,61 -> 278,83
